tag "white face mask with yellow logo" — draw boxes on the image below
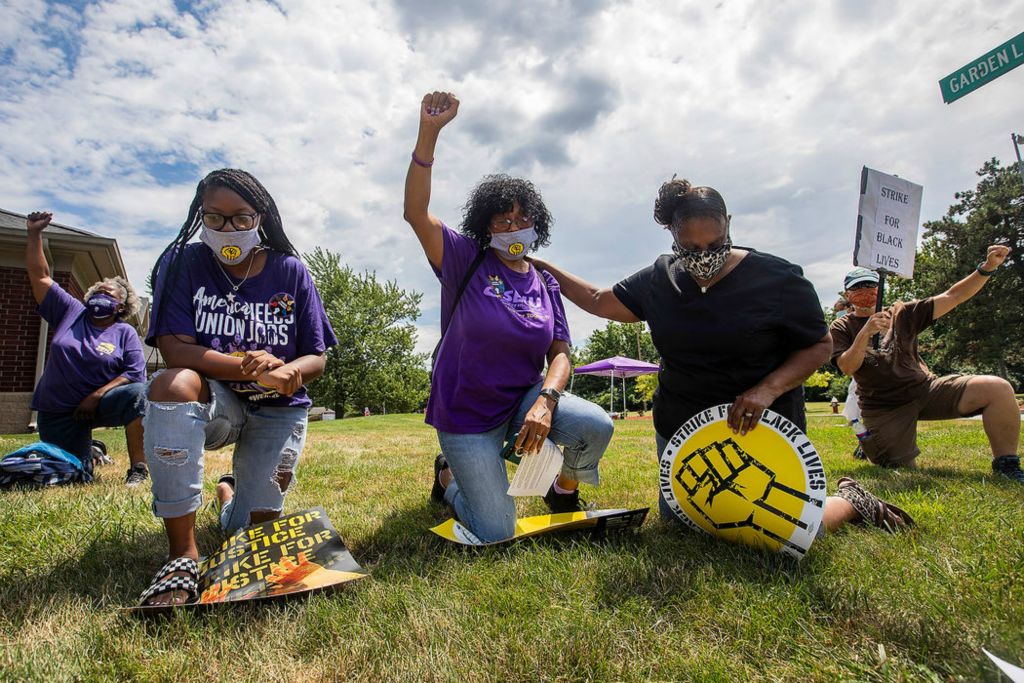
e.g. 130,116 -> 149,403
489,227 -> 536,261
200,226 -> 261,265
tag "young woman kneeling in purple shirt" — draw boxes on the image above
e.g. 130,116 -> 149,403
140,169 -> 336,607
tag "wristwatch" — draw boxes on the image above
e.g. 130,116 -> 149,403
539,387 -> 562,404
976,262 -> 997,276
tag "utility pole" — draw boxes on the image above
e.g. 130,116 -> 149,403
1012,133 -> 1024,188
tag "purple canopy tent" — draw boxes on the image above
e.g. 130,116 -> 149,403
572,356 -> 660,414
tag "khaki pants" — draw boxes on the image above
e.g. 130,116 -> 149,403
860,374 -> 976,468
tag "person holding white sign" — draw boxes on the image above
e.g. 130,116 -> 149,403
833,297 -> 866,460
531,178 -> 914,535
830,247 -> 1021,481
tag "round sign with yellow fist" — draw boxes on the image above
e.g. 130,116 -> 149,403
659,404 -> 826,559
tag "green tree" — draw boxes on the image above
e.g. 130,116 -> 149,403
572,321 -> 659,410
634,373 -> 658,411
580,321 -> 659,365
803,370 -> 834,402
888,159 -> 1023,386
304,248 -> 429,416
826,372 -> 851,400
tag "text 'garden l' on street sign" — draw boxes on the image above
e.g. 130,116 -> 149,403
940,32 -> 1024,104
854,167 -> 923,279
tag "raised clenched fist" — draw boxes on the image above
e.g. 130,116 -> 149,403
419,91 -> 459,130
26,211 -> 53,234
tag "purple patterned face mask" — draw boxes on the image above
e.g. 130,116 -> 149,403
673,236 -> 732,281
86,293 -> 120,319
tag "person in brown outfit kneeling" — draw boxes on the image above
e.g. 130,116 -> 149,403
830,245 -> 1021,482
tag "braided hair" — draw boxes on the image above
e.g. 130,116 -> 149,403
459,174 -> 553,250
150,168 -> 298,331
653,177 -> 728,228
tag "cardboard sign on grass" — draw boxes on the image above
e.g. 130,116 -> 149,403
133,507 -> 366,611
431,508 -> 649,546
659,405 -> 826,559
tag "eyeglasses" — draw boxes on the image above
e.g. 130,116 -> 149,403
201,211 -> 259,231
490,215 -> 535,232
847,282 -> 878,291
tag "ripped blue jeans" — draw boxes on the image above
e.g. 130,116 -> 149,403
144,376 -> 308,534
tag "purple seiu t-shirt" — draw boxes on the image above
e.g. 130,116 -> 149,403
426,225 -> 572,434
31,282 -> 147,413
147,244 -> 337,408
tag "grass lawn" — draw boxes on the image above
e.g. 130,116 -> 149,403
0,408 -> 1021,681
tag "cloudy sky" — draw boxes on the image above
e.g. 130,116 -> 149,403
2,0 -> 1022,353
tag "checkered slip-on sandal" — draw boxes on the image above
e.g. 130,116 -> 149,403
138,556 -> 200,607
836,477 -> 915,534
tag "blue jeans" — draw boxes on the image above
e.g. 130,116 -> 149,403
36,382 -> 146,476
436,382 -> 614,542
143,375 -> 308,534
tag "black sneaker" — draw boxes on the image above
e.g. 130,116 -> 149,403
125,462 -> 149,487
543,485 -> 587,513
853,444 -> 866,460
430,453 -> 448,503
992,455 -> 1024,483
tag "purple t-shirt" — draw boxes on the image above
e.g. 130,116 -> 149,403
147,244 -> 337,408
426,225 -> 571,433
32,282 -> 147,413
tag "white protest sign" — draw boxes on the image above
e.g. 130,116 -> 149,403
507,439 -> 564,497
983,649 -> 1024,682
853,167 -> 923,278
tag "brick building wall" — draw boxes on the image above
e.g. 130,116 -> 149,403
0,267 -> 83,432
0,266 -> 83,392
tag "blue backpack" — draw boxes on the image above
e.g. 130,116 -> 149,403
0,441 -> 91,488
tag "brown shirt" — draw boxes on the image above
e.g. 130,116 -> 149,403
829,298 -> 936,409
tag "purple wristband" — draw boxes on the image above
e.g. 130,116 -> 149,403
411,151 -> 434,168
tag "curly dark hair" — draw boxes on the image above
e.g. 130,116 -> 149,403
459,174 -> 553,250
653,177 -> 728,227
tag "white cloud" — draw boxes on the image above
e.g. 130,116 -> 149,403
1,0 -> 1022,355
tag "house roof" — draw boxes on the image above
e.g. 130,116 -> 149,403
0,208 -> 143,329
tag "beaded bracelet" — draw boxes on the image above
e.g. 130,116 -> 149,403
411,151 -> 434,168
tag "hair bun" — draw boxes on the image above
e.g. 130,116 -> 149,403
653,177 -> 693,226
653,177 -> 727,227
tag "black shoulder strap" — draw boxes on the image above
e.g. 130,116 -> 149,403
535,266 -> 553,295
432,250 -> 487,367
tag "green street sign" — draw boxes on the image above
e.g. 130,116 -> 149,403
940,32 -> 1024,104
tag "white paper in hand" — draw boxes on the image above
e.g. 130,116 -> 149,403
507,438 -> 564,497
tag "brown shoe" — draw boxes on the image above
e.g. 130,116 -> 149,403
836,477 -> 915,533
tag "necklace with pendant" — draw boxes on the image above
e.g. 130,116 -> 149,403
216,248 -> 260,292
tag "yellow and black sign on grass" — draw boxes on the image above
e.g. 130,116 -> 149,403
660,404 -> 826,559
431,508 -> 649,546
